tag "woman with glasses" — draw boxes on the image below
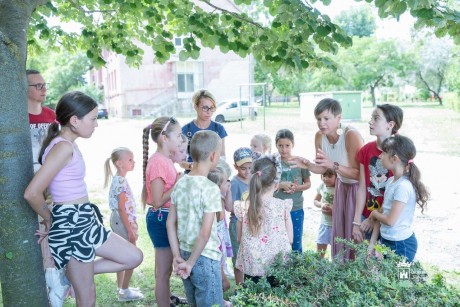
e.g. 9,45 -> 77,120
181,90 -> 228,171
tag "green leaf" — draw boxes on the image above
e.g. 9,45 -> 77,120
5,252 -> 13,260
87,50 -> 94,58
316,25 -> 331,36
179,50 -> 189,61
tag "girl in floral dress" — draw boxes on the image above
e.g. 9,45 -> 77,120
235,154 -> 293,286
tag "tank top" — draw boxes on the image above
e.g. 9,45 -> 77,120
321,126 -> 358,184
42,137 -> 88,202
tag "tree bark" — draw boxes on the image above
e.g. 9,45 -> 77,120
370,85 -> 376,107
417,70 -> 443,106
0,1 -> 49,305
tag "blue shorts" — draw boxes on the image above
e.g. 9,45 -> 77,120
381,233 -> 418,262
146,209 -> 170,248
180,249 -> 223,307
316,224 -> 332,245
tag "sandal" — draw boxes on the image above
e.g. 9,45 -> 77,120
170,295 -> 188,305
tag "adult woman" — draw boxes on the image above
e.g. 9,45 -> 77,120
291,98 -> 363,260
181,89 -> 227,171
24,91 -> 143,306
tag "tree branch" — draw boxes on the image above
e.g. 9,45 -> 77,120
199,0 -> 264,29
373,74 -> 385,88
417,70 -> 437,96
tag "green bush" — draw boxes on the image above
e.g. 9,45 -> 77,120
444,92 -> 460,113
232,241 -> 460,306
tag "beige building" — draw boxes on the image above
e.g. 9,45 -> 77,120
89,1 -> 251,118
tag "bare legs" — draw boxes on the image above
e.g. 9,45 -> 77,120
155,248 -> 173,307
66,233 -> 143,306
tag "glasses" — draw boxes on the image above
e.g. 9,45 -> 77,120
28,83 -> 47,90
200,106 -> 216,113
160,117 -> 177,134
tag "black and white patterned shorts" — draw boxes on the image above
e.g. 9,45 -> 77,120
48,203 -> 111,269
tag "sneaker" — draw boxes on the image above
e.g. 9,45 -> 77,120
45,268 -> 70,307
118,288 -> 144,302
117,286 -> 140,293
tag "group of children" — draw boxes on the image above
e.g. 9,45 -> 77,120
104,104 -> 430,306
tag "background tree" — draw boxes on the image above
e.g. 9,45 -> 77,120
414,34 -> 454,105
335,6 -> 376,37
1,1 -> 460,305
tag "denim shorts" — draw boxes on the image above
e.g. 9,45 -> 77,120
316,224 -> 332,245
381,233 -> 418,262
146,209 -> 170,248
229,216 -> 239,266
180,249 -> 223,307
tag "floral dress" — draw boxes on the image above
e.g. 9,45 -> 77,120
234,197 -> 292,277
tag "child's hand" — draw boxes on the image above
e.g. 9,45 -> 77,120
279,182 -> 295,193
175,261 -> 192,279
360,218 -> 374,233
35,218 -> 51,244
321,204 -> 332,216
128,229 -> 136,244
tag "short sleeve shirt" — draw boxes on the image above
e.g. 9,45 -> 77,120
182,120 -> 228,163
145,152 -> 177,208
380,176 -> 416,241
357,141 -> 392,217
234,197 -> 292,276
29,106 -> 56,172
273,160 -> 311,211
171,175 -> 222,261
317,183 -> 335,227
230,176 -> 249,218
109,175 -> 137,222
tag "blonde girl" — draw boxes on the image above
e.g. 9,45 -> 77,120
369,135 -> 429,262
250,133 -> 271,155
103,147 -> 144,301
24,92 -> 143,306
235,154 -> 293,286
142,117 -> 184,307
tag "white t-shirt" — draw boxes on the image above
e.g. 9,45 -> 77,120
380,176 -> 416,241
109,175 -> 137,223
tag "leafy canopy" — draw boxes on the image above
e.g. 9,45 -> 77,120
28,0 -> 460,71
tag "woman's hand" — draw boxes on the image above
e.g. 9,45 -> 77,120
287,156 -> 311,169
314,149 -> 333,169
353,225 -> 364,243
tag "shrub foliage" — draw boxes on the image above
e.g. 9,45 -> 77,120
232,241 -> 460,306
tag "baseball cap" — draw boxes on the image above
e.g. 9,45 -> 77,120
233,147 -> 253,167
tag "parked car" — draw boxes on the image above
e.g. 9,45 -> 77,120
212,99 -> 258,123
97,103 -> 108,119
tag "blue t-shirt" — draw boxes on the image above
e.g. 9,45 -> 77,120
230,176 -> 248,218
182,120 -> 228,163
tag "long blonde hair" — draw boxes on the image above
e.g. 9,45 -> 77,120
247,157 -> 277,236
103,147 -> 132,188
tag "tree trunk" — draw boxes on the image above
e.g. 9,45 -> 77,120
0,1 -> 49,306
436,94 -> 443,106
370,85 -> 376,107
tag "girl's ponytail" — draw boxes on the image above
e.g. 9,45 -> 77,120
141,125 -> 151,208
103,157 -> 113,189
407,162 -> 429,212
38,122 -> 60,165
247,171 -> 264,236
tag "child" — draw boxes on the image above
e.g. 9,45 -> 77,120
229,147 -> 253,285
103,147 -> 144,301
142,117 -> 184,307
250,133 -> 271,155
235,154 -> 293,286
313,169 -> 337,258
207,166 -> 232,307
274,129 -> 311,253
368,135 -> 429,262
167,130 -> 224,306
24,91 -> 143,306
353,104 -> 404,243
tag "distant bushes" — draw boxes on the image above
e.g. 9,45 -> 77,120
232,241 -> 460,306
444,92 -> 460,113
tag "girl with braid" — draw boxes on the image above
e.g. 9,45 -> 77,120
24,91 -> 143,306
142,117 -> 185,307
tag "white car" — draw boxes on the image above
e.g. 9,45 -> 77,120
212,99 -> 258,123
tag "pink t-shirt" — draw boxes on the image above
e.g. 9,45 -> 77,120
145,152 -> 177,208
42,137 -> 88,202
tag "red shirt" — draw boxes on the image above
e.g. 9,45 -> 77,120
356,141 -> 392,218
29,106 -> 56,170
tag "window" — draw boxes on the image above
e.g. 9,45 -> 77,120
175,61 -> 203,93
174,37 -> 183,47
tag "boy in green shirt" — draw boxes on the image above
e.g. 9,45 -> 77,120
167,130 -> 223,306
